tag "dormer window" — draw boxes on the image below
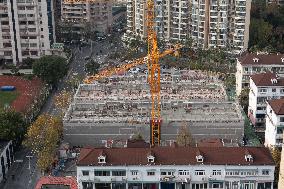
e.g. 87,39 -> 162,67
147,155 -> 155,163
98,155 -> 106,163
281,58 -> 284,63
98,150 -> 106,164
196,149 -> 204,163
253,58 -> 259,63
196,155 -> 204,163
245,150 -> 253,162
271,78 -> 277,84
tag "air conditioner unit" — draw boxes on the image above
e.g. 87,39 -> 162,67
201,177 -> 207,181
132,177 -> 138,180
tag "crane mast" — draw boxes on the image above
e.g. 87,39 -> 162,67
146,0 -> 161,146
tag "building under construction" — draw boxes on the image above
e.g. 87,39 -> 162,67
63,69 -> 244,147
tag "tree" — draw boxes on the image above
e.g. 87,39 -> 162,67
85,60 -> 100,75
0,110 -> 27,145
23,114 -> 63,172
22,57 -> 34,68
239,87 -> 250,114
54,90 -> 72,116
176,123 -> 194,147
270,147 -> 281,184
10,65 -> 20,75
249,19 -> 273,49
33,55 -> 68,87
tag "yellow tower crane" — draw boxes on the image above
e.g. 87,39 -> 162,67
64,0 -> 182,146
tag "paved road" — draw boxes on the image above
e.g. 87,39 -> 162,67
0,35 -> 120,188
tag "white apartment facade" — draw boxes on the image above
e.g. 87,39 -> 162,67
61,0 -> 113,34
77,146 -> 275,189
265,99 -> 284,148
0,140 -> 13,183
248,72 -> 284,131
126,0 -> 251,54
0,0 -> 55,65
235,53 -> 284,96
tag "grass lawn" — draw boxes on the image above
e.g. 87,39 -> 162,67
0,91 -> 19,109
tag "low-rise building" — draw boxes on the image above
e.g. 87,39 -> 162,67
265,99 -> 284,148
248,72 -> 284,131
0,140 -> 13,183
235,53 -> 284,96
77,146 -> 275,189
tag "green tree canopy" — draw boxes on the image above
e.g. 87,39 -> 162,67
0,109 -> 27,145
249,19 -> 273,49
239,87 -> 250,114
85,59 -> 100,75
33,55 -> 68,87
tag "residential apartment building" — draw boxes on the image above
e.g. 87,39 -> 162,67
0,0 -> 55,65
0,140 -> 13,183
61,0 -> 113,34
248,72 -> 284,131
235,53 -> 284,96
265,99 -> 284,148
77,146 -> 275,189
126,0 -> 251,54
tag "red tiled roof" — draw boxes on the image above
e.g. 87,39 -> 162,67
267,98 -> 284,115
34,176 -> 78,189
197,138 -> 223,147
77,146 -> 274,166
238,53 -> 284,65
250,72 -> 284,86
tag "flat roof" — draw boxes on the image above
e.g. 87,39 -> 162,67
64,69 -> 238,124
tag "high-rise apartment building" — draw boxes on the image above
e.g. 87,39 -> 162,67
61,0 -> 113,34
126,0 -> 251,54
0,0 -> 55,65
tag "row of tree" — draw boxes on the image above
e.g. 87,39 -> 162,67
250,0 -> 284,52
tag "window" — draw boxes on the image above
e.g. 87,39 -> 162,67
212,170 -> 221,176
112,171 -> 126,176
131,171 -> 138,175
192,183 -> 207,189
94,171 -> 110,176
161,171 -> 173,176
272,88 -> 276,93
82,170 -> 89,176
262,170 -> 269,175
195,170 -> 205,175
258,88 -> 267,93
281,89 -> 284,93
147,171 -> 155,176
280,117 -> 284,122
178,170 -> 190,175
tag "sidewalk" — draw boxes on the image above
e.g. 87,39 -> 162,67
0,148 -> 41,189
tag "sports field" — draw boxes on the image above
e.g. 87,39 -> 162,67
0,91 -> 19,109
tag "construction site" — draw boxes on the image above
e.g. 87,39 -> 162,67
63,68 -> 244,147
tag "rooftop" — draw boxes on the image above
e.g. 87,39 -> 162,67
250,72 -> 284,86
64,69 -> 239,124
34,177 -> 77,189
77,146 -> 274,166
238,53 -> 284,65
268,98 -> 284,115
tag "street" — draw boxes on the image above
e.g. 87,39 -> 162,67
0,34 -> 120,189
